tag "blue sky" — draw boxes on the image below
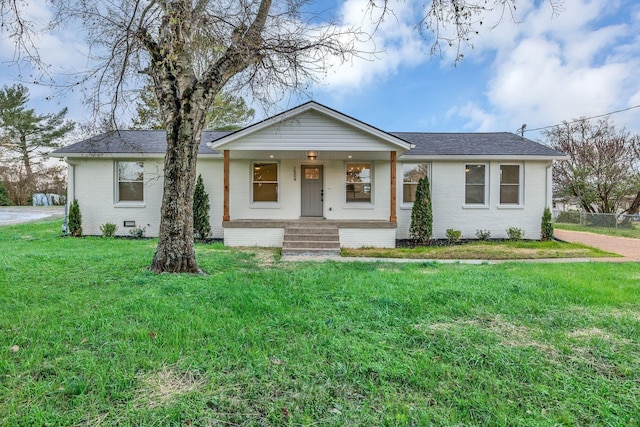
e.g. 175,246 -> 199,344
1,0 -> 639,143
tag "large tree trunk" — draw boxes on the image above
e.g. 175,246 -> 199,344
149,101 -> 202,273
149,121 -> 203,274
143,0 -> 270,273
620,191 -> 640,227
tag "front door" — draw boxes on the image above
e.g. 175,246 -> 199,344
301,165 -> 323,217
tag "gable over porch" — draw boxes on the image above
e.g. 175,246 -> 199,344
210,102 -> 412,248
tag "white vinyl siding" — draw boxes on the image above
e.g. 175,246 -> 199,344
218,110 -> 403,152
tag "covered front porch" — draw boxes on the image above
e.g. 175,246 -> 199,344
208,101 -> 413,249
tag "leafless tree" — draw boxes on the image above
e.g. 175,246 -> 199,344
545,118 -> 640,215
1,0 -> 561,273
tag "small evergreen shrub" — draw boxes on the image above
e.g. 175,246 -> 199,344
506,227 -> 524,241
409,176 -> 433,243
445,228 -> 462,244
100,222 -> 117,238
475,229 -> 491,240
541,207 -> 554,241
129,226 -> 146,239
68,199 -> 82,237
193,174 -> 211,240
0,181 -> 12,206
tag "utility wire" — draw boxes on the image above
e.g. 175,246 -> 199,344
522,104 -> 640,134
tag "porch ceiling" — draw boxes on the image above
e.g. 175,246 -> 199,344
226,150 -> 393,160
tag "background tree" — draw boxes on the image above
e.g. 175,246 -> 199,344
193,174 -> 212,241
0,84 -> 75,185
0,160 -> 66,205
545,118 -> 640,214
1,0 -> 555,273
132,85 -> 255,131
410,176 -> 433,243
0,180 -> 11,206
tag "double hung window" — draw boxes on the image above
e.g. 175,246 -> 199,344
464,164 -> 487,205
117,161 -> 144,202
402,163 -> 429,203
346,163 -> 372,203
253,162 -> 278,202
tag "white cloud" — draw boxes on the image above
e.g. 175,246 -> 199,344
319,0 -> 427,92
451,0 -> 640,135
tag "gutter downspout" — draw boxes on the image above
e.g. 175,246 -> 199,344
546,163 -> 553,210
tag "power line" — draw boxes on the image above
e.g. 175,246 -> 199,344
522,104 -> 640,134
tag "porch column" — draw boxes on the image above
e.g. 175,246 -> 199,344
390,151 -> 397,223
223,150 -> 230,221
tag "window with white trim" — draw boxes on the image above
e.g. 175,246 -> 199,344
500,164 -> 521,205
253,162 -> 278,202
346,163 -> 371,203
402,163 -> 429,203
464,164 -> 487,205
117,161 -> 144,202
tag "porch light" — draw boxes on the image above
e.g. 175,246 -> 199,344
306,151 -> 317,160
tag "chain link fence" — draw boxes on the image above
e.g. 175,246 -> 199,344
553,210 -> 640,228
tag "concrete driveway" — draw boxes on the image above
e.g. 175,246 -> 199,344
554,229 -> 640,262
0,206 -> 65,226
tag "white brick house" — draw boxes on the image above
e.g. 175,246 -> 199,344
52,102 -> 567,248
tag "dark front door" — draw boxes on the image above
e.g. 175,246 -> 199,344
301,165 -> 323,217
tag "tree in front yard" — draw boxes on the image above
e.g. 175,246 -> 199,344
0,0 -> 559,273
131,84 -> 254,131
410,176 -> 433,243
193,174 -> 211,241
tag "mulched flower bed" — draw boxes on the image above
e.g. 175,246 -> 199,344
396,239 -> 510,248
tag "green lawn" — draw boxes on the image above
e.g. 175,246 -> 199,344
555,222 -> 640,239
1,221 -> 639,426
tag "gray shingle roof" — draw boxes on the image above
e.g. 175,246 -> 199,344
53,127 -> 564,158
391,132 -> 564,157
53,130 -> 230,155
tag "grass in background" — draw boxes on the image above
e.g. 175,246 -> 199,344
555,222 -> 640,239
1,220 -> 639,425
342,239 -> 616,259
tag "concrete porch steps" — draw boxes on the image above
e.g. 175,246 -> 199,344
282,224 -> 340,256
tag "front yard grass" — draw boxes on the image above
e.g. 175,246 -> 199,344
1,220 -> 639,426
555,222 -> 640,239
342,239 -> 617,259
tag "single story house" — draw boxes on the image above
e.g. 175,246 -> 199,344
52,101 -> 567,251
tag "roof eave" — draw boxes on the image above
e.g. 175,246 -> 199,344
399,154 -> 570,161
51,152 -> 223,159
